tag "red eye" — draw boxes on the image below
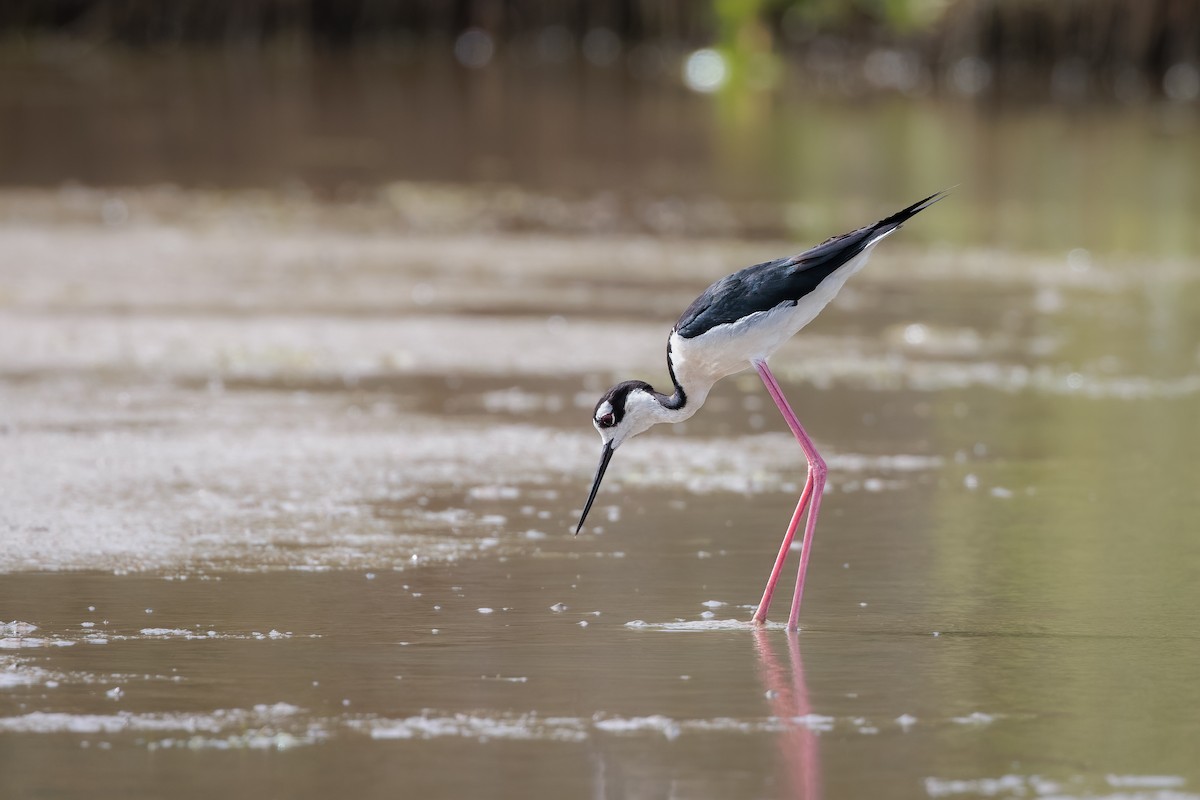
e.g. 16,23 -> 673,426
598,413 -> 616,428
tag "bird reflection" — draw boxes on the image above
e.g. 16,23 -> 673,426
753,629 -> 822,800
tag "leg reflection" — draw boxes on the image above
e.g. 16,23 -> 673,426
753,629 -> 822,800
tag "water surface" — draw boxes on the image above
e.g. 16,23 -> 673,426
3,52 -> 1200,800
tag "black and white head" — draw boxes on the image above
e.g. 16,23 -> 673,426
575,380 -> 664,534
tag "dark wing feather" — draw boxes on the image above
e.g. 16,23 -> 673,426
673,191 -> 946,339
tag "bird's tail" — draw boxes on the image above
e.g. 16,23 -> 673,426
876,188 -> 953,231
857,188 -> 951,249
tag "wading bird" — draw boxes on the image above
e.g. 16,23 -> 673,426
575,192 -> 946,630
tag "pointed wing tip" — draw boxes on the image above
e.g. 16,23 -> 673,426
911,186 -> 955,213
876,187 -> 954,232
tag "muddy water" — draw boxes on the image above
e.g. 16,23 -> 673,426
4,54 -> 1200,800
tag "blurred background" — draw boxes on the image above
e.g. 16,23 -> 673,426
1,0 -> 1198,253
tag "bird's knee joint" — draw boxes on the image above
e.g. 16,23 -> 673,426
809,458 -> 828,482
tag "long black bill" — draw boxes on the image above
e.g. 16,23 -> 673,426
575,442 -> 615,535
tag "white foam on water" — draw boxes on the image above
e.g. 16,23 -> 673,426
6,627 -> 304,650
685,717 -> 775,733
925,773 -> 1197,800
0,666 -> 42,689
349,712 -> 589,743
0,703 -> 303,736
466,485 -> 520,500
149,731 -> 320,751
593,715 -> 681,740
591,713 -> 841,737
140,628 -> 203,638
2,696 -> 1024,751
0,637 -> 76,650
791,713 -> 836,732
1107,776 -> 1187,789
925,775 -> 1030,797
624,619 -> 788,632
1,656 -> 175,690
16,703 -> 323,750
350,710 -> 810,745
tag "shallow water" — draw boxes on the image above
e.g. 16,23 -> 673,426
3,53 -> 1200,799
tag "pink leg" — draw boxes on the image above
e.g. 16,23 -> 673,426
751,476 -> 813,624
750,360 -> 828,631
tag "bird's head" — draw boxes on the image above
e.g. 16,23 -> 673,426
575,380 -> 660,534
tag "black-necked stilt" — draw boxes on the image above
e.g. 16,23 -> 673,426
575,191 -> 947,630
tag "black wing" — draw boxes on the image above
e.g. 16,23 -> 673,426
674,191 -> 947,339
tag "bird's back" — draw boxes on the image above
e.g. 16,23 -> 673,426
673,192 -> 945,340
673,240 -> 867,340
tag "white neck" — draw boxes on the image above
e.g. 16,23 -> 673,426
624,385 -> 703,437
